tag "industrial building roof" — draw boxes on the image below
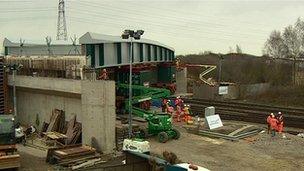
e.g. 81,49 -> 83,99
3,38 -> 74,47
79,32 -> 175,51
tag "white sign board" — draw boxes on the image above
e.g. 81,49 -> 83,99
205,114 -> 223,130
219,86 -> 228,95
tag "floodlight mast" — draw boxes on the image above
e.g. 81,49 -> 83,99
121,29 -> 144,138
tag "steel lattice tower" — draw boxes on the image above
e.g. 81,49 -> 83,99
56,0 -> 67,40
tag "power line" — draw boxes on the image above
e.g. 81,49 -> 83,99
66,1 -> 270,40
66,7 -> 266,41
68,16 -> 265,44
68,1 -> 272,33
0,8 -> 56,13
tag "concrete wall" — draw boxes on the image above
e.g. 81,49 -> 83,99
8,75 -> 116,153
81,80 -> 116,153
16,89 -> 81,126
221,85 -> 239,99
193,84 -> 217,99
239,83 -> 270,98
8,76 -> 81,94
176,68 -> 187,94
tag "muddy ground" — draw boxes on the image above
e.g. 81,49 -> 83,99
17,122 -> 304,171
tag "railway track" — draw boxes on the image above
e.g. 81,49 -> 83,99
184,98 -> 304,129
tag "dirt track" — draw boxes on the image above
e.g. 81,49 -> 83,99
149,125 -> 304,171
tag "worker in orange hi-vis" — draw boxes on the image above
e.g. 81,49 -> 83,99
165,101 -> 174,115
269,113 -> 278,137
162,99 -> 168,112
276,112 -> 285,138
182,104 -> 192,124
99,69 -> 109,80
175,105 -> 182,122
266,113 -> 275,134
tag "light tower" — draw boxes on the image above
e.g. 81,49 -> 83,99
57,0 -> 67,40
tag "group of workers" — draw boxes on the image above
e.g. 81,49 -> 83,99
162,96 -> 192,123
267,112 -> 284,137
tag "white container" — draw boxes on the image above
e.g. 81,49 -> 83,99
122,139 -> 150,153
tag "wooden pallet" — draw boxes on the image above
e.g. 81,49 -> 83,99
0,154 -> 20,169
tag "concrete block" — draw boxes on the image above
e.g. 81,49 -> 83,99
8,75 -> 82,94
81,80 -> 116,154
176,68 -> 187,94
205,106 -> 215,118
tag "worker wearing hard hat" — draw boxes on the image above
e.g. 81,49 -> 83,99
277,112 -> 285,137
267,113 -> 277,137
98,69 -> 109,80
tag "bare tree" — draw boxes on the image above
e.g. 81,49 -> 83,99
236,44 -> 242,54
295,18 -> 304,57
283,25 -> 301,58
264,30 -> 288,58
228,46 -> 234,53
264,17 -> 304,58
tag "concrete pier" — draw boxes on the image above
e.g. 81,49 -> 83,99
8,75 -> 116,153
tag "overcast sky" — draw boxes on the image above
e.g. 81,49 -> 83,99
0,0 -> 304,55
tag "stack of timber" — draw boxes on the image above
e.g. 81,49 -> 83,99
42,110 -> 82,145
116,125 -> 129,151
47,109 -> 65,133
5,56 -> 85,79
0,154 -> 20,169
65,116 -> 82,145
46,145 -> 104,170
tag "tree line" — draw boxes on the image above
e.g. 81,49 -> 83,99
264,17 -> 304,58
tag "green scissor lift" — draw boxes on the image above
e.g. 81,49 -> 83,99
117,84 -> 180,143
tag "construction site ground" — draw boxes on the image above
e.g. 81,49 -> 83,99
16,121 -> 304,171
149,121 -> 304,171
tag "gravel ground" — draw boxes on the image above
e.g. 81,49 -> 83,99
16,121 -> 304,171
149,125 -> 304,171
